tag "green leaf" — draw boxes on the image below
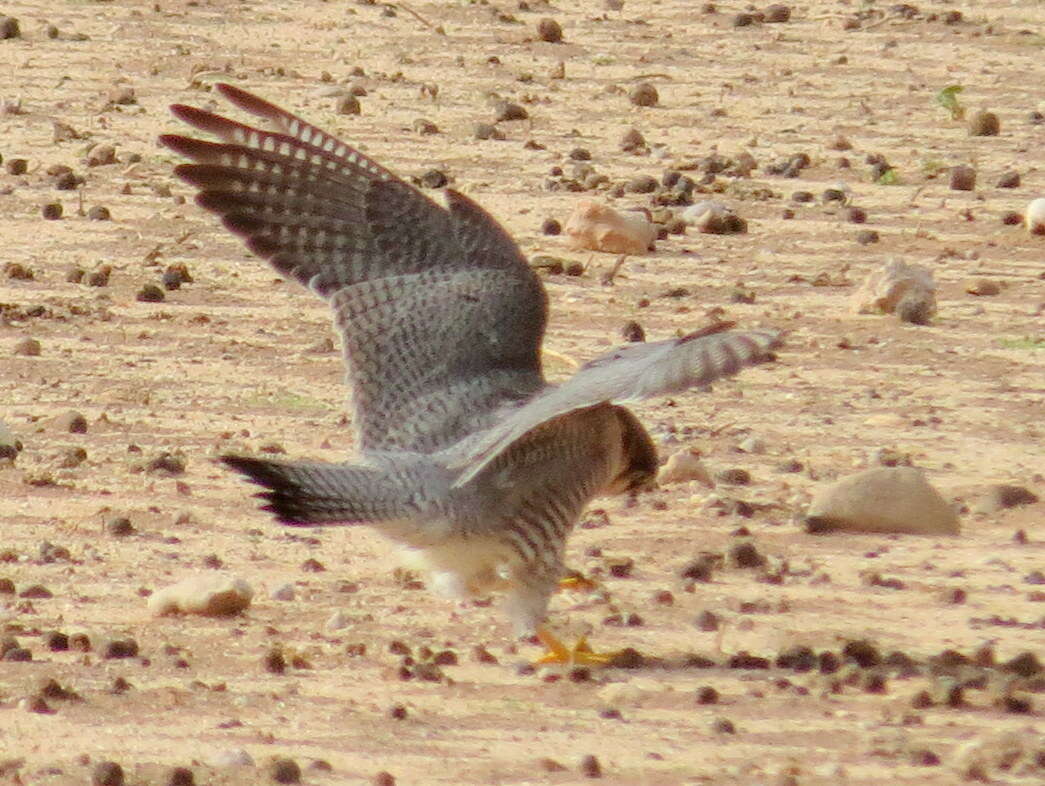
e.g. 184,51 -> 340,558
936,85 -> 965,121
876,168 -> 900,185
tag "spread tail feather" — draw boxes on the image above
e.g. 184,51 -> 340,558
221,455 -> 424,526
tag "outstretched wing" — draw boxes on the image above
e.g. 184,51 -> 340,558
160,83 -> 547,453
449,323 -> 783,486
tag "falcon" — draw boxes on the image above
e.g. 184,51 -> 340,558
160,84 -> 782,664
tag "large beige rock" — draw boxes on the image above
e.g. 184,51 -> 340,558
850,259 -> 936,317
805,467 -> 960,535
564,201 -> 655,255
149,574 -> 254,617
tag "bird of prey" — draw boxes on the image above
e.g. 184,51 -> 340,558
161,84 -> 782,664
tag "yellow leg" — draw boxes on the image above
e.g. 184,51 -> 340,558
557,572 -> 598,593
534,626 -> 617,666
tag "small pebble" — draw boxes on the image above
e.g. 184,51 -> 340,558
208,749 -> 255,767
54,171 -> 80,190
620,128 -> 646,152
536,18 -> 562,43
968,110 -> 1000,136
92,761 -> 125,786
996,171 -> 1020,188
541,218 -> 561,235
46,631 -> 69,651
269,758 -> 301,784
335,95 -> 361,115
87,205 -> 111,221
629,83 -> 658,107
87,267 -> 111,287
621,320 -> 645,342
729,542 -> 765,568
412,118 -> 438,135
695,610 -> 720,631
106,517 -> 135,536
19,584 -> 52,599
418,169 -> 448,189
949,165 -> 976,191
0,16 -> 20,39
24,695 -> 52,713
269,583 -> 295,601
166,767 -> 195,786
55,410 -> 88,433
161,269 -> 182,289
86,144 -> 118,167
13,338 -> 41,357
263,648 -> 287,674
103,638 -> 139,659
372,773 -> 396,786
137,283 -> 165,302
579,754 -> 602,778
696,686 -> 719,704
41,202 -> 63,220
474,123 -> 503,140
625,174 -> 658,194
764,4 -> 790,23
964,278 -> 1000,296
712,717 -> 736,734
494,101 -> 528,122
717,468 -> 750,485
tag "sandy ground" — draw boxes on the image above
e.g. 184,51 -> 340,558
1,0 -> 1043,783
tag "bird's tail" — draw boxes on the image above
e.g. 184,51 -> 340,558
221,455 -> 426,526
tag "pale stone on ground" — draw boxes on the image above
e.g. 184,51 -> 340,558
149,574 -> 254,616
850,259 -> 937,317
805,467 -> 960,535
657,449 -> 714,487
682,200 -> 736,233
1025,197 -> 1045,235
563,200 -> 655,254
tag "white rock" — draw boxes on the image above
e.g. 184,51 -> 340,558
656,449 -> 714,487
326,610 -> 350,631
805,467 -> 960,535
563,201 -> 655,255
208,749 -> 255,767
737,436 -> 766,454
149,574 -> 253,617
850,259 -> 936,317
681,200 -> 741,234
1026,197 -> 1045,235
268,582 -> 295,601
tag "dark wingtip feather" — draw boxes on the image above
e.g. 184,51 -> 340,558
220,454 -> 311,526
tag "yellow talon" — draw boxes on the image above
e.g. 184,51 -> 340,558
535,627 -> 617,666
558,572 -> 598,593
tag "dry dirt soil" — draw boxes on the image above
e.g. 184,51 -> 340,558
1,0 -> 1043,784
